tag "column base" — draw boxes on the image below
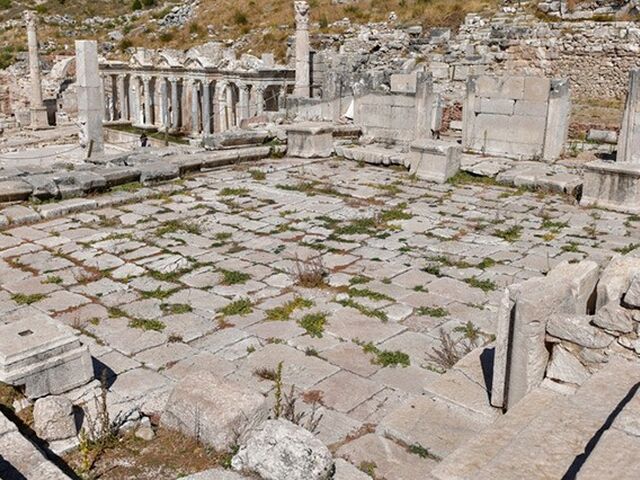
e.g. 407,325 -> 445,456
27,107 -> 51,130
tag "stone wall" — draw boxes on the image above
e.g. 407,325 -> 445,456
462,75 -> 570,160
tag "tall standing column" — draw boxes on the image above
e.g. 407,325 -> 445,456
202,80 -> 211,135
226,85 -> 235,128
142,75 -> 153,126
117,74 -> 127,121
293,1 -> 310,98
24,11 -> 49,128
110,74 -> 118,121
238,82 -> 250,122
191,80 -> 200,135
75,40 -> 104,154
170,77 -> 180,131
217,81 -> 228,131
159,78 -> 169,130
255,85 -> 266,115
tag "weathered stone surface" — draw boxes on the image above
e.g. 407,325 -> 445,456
287,123 -> 334,158
624,273 -> 640,308
546,344 -> 589,386
138,162 -> 180,184
336,433 -> 437,479
597,255 -> 640,310
547,314 -> 614,349
409,140 -> 461,184
576,428 -> 640,480
0,410 -> 71,479
33,395 -> 77,442
546,260 -> 599,315
0,312 -> 94,399
161,370 -> 268,451
592,304 -> 635,334
232,419 -> 334,480
0,180 -> 33,202
580,161 -> 640,215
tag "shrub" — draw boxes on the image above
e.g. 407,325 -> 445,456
131,0 -> 142,11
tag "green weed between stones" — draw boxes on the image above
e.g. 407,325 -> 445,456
359,341 -> 410,367
11,293 -> 45,305
266,297 -> 314,321
128,318 -> 165,332
298,312 -> 327,338
219,298 -> 253,317
417,306 -> 449,318
220,269 -> 251,285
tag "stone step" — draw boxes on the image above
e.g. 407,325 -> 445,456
432,359 -> 640,480
431,387 -> 562,480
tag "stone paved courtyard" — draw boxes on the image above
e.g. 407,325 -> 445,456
1,156 -> 638,477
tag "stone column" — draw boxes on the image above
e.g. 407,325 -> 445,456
117,74 -> 127,121
170,77 -> 180,131
212,81 -> 222,133
414,72 -> 435,140
142,75 -> 153,126
128,76 -> 135,124
159,78 -> 169,130
255,85 -> 266,115
238,82 -> 250,122
617,70 -> 640,164
24,11 -> 49,128
226,85 -> 235,128
191,80 -> 201,135
293,1 -> 310,98
110,74 -> 118,121
75,40 -> 104,154
202,80 -> 211,135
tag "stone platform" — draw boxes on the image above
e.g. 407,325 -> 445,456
0,156 -> 636,476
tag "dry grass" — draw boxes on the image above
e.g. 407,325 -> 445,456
291,254 -> 328,288
0,0 -> 502,63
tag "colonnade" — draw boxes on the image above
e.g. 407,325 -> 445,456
101,73 -> 288,134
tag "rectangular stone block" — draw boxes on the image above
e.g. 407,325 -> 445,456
523,77 -> 551,102
390,73 -> 417,94
286,123 -> 334,158
0,312 -> 94,399
580,160 -> 640,214
409,140 -> 461,183
514,100 -> 549,117
475,98 -> 515,115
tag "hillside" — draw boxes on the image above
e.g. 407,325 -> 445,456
0,0 -> 501,66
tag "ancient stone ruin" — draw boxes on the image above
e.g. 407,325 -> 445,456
0,1 -> 640,479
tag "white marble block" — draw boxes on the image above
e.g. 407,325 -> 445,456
287,123 -> 334,158
409,140 -> 461,183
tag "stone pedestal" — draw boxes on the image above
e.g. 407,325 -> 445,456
75,40 -> 104,154
580,160 -> 640,214
0,313 -> 94,399
409,140 -> 461,183
287,123 -> 334,158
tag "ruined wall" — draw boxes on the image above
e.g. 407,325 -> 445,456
462,75 -> 570,160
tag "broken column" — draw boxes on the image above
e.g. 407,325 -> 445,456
24,11 -> 49,129
580,69 -> 640,214
75,40 -> 104,154
293,1 -> 311,98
